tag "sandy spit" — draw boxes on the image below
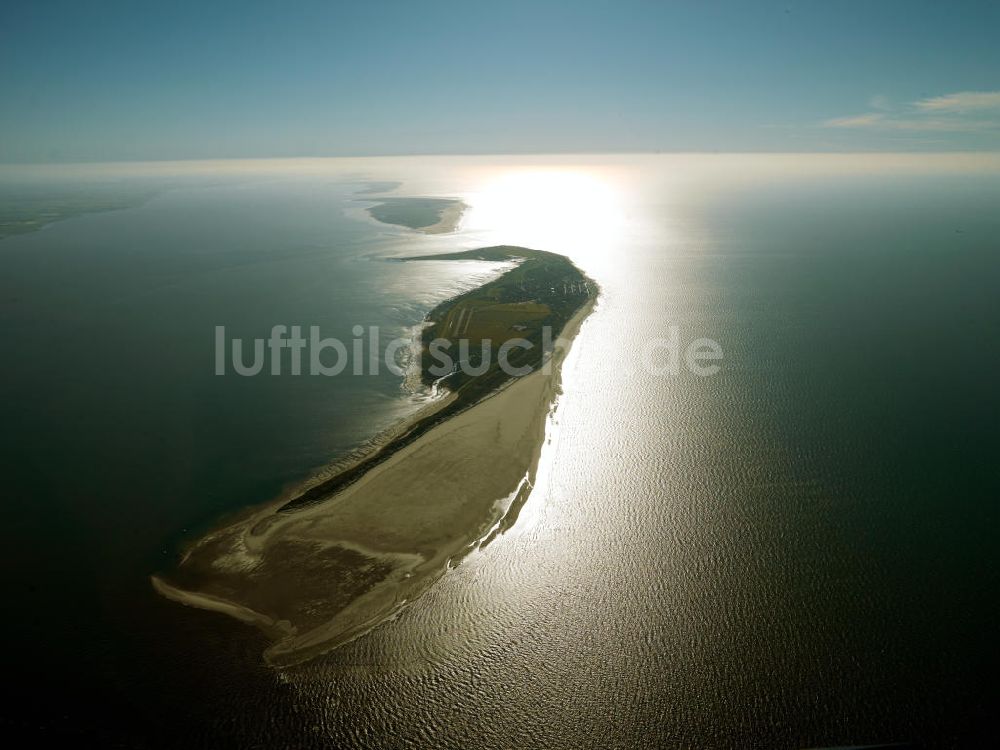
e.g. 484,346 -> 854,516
153,296 -> 596,667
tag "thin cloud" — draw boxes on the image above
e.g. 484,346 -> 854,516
914,91 -> 1000,112
825,113 -> 887,129
824,90 -> 1000,133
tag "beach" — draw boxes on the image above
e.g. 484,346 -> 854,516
419,199 -> 466,233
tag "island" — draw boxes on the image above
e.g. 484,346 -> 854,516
153,246 -> 598,667
363,196 -> 467,234
0,182 -> 159,240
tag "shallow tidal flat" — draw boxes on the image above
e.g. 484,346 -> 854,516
154,247 -> 596,666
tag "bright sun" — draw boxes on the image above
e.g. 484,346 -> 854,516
462,169 -> 626,267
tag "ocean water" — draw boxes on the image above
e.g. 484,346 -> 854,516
1,155 -> 997,747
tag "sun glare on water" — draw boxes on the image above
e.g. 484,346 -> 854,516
462,169 -> 628,268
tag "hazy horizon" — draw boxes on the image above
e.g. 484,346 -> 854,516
5,150 -> 1000,173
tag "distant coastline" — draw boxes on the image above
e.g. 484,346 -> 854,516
0,183 -> 160,240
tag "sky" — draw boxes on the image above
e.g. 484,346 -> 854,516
1,0 -> 998,163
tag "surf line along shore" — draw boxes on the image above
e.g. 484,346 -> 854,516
152,246 -> 598,667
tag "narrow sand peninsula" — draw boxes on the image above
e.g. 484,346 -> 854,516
153,294 -> 594,667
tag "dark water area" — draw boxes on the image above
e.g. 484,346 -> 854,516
0,172 -> 480,744
0,158 -> 997,747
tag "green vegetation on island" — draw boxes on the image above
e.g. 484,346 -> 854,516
363,196 -> 466,233
410,246 -> 594,396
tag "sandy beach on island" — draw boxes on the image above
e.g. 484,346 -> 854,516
152,294 -> 595,667
418,200 -> 466,233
